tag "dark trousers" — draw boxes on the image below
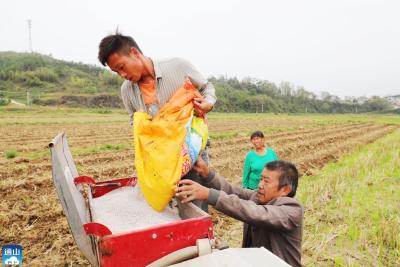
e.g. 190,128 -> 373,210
181,143 -> 210,213
242,223 -> 252,247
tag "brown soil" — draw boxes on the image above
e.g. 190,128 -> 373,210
0,120 -> 397,266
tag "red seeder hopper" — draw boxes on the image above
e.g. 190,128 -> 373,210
49,132 -> 290,267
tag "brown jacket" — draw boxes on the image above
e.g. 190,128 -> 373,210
204,171 -> 303,267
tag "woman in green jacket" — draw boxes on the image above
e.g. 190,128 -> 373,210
242,131 -> 278,189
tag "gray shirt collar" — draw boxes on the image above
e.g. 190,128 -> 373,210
130,58 -> 162,90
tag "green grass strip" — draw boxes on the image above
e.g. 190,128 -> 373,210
299,129 -> 400,266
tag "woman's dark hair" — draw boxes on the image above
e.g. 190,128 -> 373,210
250,130 -> 264,140
98,33 -> 143,66
265,160 -> 299,197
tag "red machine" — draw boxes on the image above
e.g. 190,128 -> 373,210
49,133 -> 214,267
50,132 -> 291,267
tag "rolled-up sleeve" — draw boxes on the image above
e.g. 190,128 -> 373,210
182,59 -> 217,105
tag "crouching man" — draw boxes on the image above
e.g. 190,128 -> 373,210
175,158 -> 303,267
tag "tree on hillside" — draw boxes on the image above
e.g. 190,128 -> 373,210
362,96 -> 392,111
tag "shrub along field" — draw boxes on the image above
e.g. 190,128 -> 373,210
0,106 -> 399,266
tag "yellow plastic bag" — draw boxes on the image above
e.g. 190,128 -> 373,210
134,81 -> 208,211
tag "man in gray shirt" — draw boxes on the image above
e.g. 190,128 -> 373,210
176,158 -> 303,267
97,33 -> 216,211
97,33 -> 216,125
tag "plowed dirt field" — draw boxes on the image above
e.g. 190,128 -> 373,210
1,111 -> 398,266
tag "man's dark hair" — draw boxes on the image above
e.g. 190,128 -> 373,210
265,160 -> 299,197
250,130 -> 264,140
98,33 -> 143,66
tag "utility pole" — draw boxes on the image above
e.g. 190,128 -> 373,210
27,19 -> 32,52
261,103 -> 264,113
26,91 -> 30,106
353,99 -> 358,114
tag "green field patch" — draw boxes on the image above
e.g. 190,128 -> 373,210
299,129 -> 400,266
210,131 -> 240,140
209,112 -> 400,125
4,149 -> 17,159
100,143 -> 127,151
263,126 -> 305,135
71,143 -> 129,156
209,126 -> 307,140
0,106 -> 128,125
1,106 -> 399,126
24,143 -> 130,160
27,151 -> 50,160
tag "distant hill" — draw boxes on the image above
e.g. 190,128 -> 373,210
0,51 -> 394,113
0,51 -> 122,92
209,76 -> 393,113
0,51 -> 122,106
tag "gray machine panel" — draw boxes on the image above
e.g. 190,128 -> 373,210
171,247 -> 291,267
49,132 -> 98,267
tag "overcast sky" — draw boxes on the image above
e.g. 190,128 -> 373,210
1,0 -> 399,97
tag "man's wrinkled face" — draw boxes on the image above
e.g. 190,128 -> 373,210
256,168 -> 288,204
107,49 -> 143,82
